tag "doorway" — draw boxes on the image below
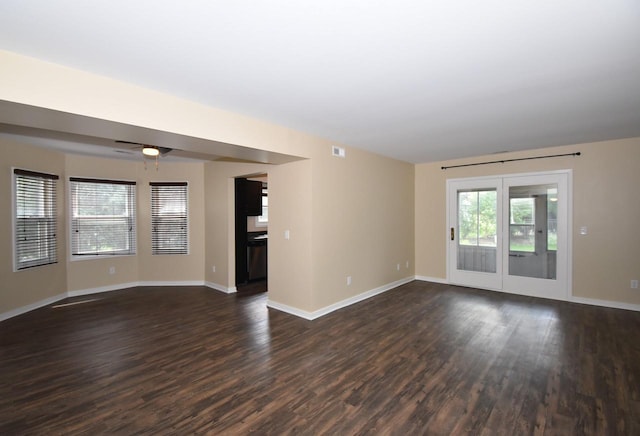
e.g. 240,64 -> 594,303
235,174 -> 268,293
447,171 -> 571,300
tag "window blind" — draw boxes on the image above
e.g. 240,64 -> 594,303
150,182 -> 188,255
70,177 -> 136,256
14,169 -> 59,270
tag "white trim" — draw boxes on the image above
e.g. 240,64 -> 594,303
137,280 -> 204,287
0,292 -> 68,322
3,280 -> 216,321
414,275 -> 448,284
446,177 -> 503,290
570,296 -> 640,313
501,172 -> 571,300
566,171 -> 574,302
266,300 -> 315,320
446,169 -> 573,300
69,253 -> 136,262
68,281 -> 205,298
68,178 -> 138,260
205,281 -> 237,294
416,276 -> 639,312
3,279 -> 639,323
267,277 -> 414,320
12,168 -> 60,272
11,167 -> 16,273
149,181 -> 190,256
67,282 -> 140,297
67,280 -> 204,297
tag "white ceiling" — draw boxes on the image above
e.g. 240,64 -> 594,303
1,0 -> 639,163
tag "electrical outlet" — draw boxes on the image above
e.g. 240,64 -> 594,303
212,265 -> 216,273
347,276 -> 352,286
632,280 -> 639,289
406,261 -> 409,269
109,266 -> 115,275
396,264 -> 400,271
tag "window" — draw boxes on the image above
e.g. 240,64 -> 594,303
70,178 -> 136,256
256,185 -> 268,226
14,169 -> 58,270
457,189 -> 497,247
509,197 -> 535,252
547,188 -> 558,251
150,182 -> 188,255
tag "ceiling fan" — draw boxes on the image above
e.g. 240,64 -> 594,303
115,140 -> 173,169
115,140 -> 172,157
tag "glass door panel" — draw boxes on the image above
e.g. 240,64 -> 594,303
457,189 -> 497,273
508,183 -> 557,279
448,178 -> 502,290
448,172 -> 569,301
502,173 -> 568,300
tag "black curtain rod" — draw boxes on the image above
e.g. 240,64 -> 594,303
441,152 -> 581,170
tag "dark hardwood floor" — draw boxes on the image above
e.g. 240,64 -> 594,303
1,281 -> 639,435
236,279 -> 268,295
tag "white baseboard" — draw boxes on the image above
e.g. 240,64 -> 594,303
414,275 -> 448,284
138,280 -> 205,287
570,296 -> 640,312
6,277 -> 637,323
67,282 -> 140,298
266,300 -> 315,320
415,275 -> 640,313
2,280 -> 211,322
267,276 -> 414,320
205,281 -> 237,294
0,292 -> 68,322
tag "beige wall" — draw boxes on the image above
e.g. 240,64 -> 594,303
0,50 -> 310,159
415,137 -> 640,306
64,155 -> 206,291
137,161 -> 205,284
64,155 -> 141,291
0,141 -> 208,315
0,50 -> 417,318
0,139 -> 68,314
202,148 -> 416,314
203,161 -> 272,290
6,49 -> 634,319
311,146 -> 415,310
269,159 -> 314,311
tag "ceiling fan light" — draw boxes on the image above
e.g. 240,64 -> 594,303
143,146 -> 159,157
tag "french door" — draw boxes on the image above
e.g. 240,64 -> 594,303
447,171 -> 570,300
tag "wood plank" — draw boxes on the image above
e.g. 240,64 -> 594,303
1,282 -> 640,434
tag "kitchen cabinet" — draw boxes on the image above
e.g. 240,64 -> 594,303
236,178 -> 262,216
235,178 -> 266,285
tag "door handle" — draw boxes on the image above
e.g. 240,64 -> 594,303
450,227 -> 455,241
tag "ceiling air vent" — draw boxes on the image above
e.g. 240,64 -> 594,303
332,145 -> 345,158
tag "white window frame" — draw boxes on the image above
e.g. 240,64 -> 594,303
69,177 -> 137,259
509,197 -> 536,253
255,185 -> 268,227
13,168 -> 59,271
150,182 -> 189,255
